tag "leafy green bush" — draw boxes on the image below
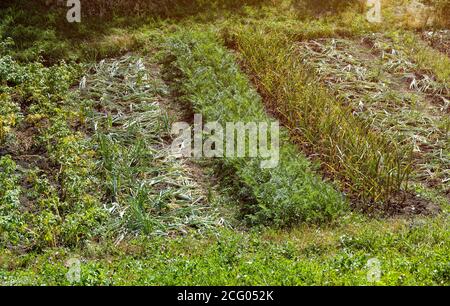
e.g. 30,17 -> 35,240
0,56 -> 28,85
165,29 -> 347,226
0,156 -> 29,247
0,93 -> 21,142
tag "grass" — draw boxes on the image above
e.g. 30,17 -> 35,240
292,0 -> 365,18
1,214 -> 449,285
48,0 -> 271,19
424,0 -> 450,27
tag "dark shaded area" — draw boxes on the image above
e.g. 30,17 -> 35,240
51,0 -> 270,18
0,0 -> 270,64
292,0 -> 364,18
2,0 -> 270,19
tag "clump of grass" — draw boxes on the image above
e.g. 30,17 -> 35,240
164,28 -> 347,226
227,25 -> 413,205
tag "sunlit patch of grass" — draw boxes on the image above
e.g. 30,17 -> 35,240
291,0 -> 365,19
82,29 -> 143,62
1,213 -> 449,285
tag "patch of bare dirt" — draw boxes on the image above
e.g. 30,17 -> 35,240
356,191 -> 441,217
